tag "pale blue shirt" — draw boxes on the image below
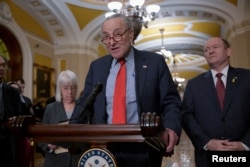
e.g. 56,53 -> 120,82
106,49 -> 139,124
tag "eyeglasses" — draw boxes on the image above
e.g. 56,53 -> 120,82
101,28 -> 130,44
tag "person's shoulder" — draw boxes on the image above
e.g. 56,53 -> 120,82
23,95 -> 32,102
46,101 -> 60,107
91,55 -> 113,66
188,71 -> 209,83
94,55 -> 112,62
233,67 -> 250,73
134,49 -> 165,64
3,83 -> 19,94
45,101 -> 61,112
46,96 -> 55,105
135,48 -> 162,58
232,67 -> 250,82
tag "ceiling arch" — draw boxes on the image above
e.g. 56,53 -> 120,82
3,0 -> 248,80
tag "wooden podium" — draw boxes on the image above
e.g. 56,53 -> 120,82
7,113 -> 166,167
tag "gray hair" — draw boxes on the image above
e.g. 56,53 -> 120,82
55,70 -> 78,102
102,13 -> 133,30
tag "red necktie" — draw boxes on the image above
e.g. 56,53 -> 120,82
112,59 -> 126,124
216,73 -> 225,111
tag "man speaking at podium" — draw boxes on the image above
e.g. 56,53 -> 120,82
71,14 -> 182,167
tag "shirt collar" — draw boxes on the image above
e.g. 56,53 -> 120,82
211,65 -> 229,78
112,47 -> 134,66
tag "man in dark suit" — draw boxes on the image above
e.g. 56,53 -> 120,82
182,37 -> 250,167
0,55 -> 22,167
15,78 -> 33,115
71,14 -> 182,167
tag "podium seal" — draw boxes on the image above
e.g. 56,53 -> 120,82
78,148 -> 117,167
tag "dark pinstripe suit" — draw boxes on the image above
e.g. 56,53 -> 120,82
71,47 -> 182,167
0,83 -> 21,167
182,66 -> 250,167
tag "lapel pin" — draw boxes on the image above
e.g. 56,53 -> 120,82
142,65 -> 147,68
232,77 -> 237,83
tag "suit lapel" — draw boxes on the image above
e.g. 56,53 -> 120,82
100,55 -> 113,88
134,49 -> 147,98
223,67 -> 238,112
98,56 -> 113,115
202,71 -> 222,112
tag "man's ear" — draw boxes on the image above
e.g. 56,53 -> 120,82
226,47 -> 232,57
129,29 -> 134,43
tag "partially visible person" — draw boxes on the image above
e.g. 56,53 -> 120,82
39,70 -> 86,167
7,81 -> 32,167
15,78 -> 33,116
0,55 -> 22,167
71,14 -> 182,167
7,81 -> 19,89
182,37 -> 250,167
45,96 -> 55,106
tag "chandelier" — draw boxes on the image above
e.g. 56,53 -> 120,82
157,28 -> 173,59
107,0 -> 160,41
156,28 -> 186,88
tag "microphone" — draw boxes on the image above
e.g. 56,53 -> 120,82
60,83 -> 103,124
82,82 -> 103,109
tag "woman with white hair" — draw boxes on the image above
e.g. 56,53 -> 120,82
39,70 -> 84,167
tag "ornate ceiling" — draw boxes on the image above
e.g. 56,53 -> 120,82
1,0 -> 248,80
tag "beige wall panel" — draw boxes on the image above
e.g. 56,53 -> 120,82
230,31 -> 250,69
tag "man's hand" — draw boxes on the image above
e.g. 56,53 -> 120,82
161,128 -> 179,154
206,139 -> 245,151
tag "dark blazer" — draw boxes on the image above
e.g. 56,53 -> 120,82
2,83 -> 21,119
40,101 -> 86,167
72,47 -> 182,135
40,101 -> 69,124
21,95 -> 32,115
182,66 -> 250,167
0,83 -> 21,167
23,95 -> 31,105
70,48 -> 182,167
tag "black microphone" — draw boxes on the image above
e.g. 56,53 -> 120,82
60,83 -> 103,124
82,82 -> 103,109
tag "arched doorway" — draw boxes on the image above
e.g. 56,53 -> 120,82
0,24 -> 22,81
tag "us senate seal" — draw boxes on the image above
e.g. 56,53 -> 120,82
78,148 -> 117,167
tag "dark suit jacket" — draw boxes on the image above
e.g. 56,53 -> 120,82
0,83 -> 21,167
21,95 -> 32,115
23,95 -> 32,105
72,47 -> 182,135
182,66 -> 250,167
2,83 -> 21,119
71,48 -> 182,167
40,101 -> 87,167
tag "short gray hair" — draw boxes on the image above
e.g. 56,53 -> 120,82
55,70 -> 78,102
103,13 -> 133,30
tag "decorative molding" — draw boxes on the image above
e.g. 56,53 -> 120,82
0,2 -> 13,22
227,20 -> 250,39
